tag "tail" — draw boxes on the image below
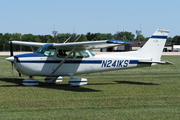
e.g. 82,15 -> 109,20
138,29 -> 169,62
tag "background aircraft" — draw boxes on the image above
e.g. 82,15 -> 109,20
6,29 -> 172,86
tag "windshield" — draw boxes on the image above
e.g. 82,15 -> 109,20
36,44 -> 55,56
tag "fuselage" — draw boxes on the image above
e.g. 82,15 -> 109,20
12,50 -> 151,77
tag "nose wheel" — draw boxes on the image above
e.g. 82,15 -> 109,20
22,77 -> 39,86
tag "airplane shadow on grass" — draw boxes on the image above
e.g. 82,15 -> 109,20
114,81 -> 160,85
87,81 -> 161,86
0,78 -> 101,92
0,78 -> 160,92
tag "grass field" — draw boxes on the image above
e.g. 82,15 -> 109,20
0,55 -> 180,120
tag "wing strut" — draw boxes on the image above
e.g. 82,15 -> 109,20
30,46 -> 36,53
51,47 -> 76,74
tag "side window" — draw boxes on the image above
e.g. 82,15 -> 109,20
57,50 -> 74,58
57,50 -> 89,58
65,51 -> 74,58
75,51 -> 89,58
89,51 -> 95,56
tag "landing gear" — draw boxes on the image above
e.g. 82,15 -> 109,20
44,76 -> 63,83
68,74 -> 88,86
21,75 -> 87,87
22,76 -> 39,86
69,78 -> 88,86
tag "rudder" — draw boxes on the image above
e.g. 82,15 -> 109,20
138,29 -> 169,62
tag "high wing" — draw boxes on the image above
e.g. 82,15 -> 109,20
11,41 -> 46,47
11,40 -> 133,50
53,40 -> 133,50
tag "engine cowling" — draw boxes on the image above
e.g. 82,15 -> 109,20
69,78 -> 87,86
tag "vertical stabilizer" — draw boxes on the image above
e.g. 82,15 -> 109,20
138,29 -> 169,62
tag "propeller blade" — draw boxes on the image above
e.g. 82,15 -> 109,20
19,72 -> 21,77
16,69 -> 21,77
10,40 -> 14,80
11,62 -> 14,80
10,40 -> 13,56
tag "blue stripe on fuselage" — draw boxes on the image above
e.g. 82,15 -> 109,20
19,60 -> 102,64
129,60 -> 139,64
17,60 -> 139,64
14,53 -> 46,58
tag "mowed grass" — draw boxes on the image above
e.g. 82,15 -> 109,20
0,55 -> 180,119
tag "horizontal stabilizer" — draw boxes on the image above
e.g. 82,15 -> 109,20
138,61 -> 173,65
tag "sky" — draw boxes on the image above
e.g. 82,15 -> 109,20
0,0 -> 179,38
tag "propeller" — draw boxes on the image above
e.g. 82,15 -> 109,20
9,40 -> 21,77
10,40 -> 13,57
9,40 -> 14,80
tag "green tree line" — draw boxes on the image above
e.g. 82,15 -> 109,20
0,32 -> 179,51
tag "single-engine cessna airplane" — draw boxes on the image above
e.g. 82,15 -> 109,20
6,29 -> 172,86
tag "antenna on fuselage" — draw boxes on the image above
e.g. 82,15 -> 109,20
136,24 -> 142,41
52,25 -> 58,43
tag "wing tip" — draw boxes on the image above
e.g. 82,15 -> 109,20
106,40 -> 134,44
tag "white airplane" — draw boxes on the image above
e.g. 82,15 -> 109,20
6,29 -> 172,86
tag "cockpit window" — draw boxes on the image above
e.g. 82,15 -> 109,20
36,44 -> 55,56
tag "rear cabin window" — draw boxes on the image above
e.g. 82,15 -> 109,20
57,50 -> 89,58
57,50 -> 73,58
89,51 -> 95,56
75,51 -> 89,58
